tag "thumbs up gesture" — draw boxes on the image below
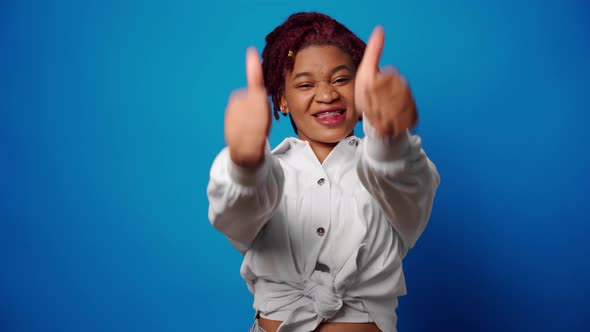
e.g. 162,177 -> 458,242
355,26 -> 418,138
224,48 -> 271,168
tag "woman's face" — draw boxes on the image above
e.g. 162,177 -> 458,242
281,45 -> 360,145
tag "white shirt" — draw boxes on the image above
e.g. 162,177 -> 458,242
207,121 -> 440,332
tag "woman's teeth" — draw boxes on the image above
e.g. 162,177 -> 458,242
314,110 -> 344,118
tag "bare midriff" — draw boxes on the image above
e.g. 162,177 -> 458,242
258,317 -> 381,332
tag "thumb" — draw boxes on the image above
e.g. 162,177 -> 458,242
358,26 -> 385,76
246,47 -> 265,92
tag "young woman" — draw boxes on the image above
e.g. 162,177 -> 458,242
207,12 -> 440,332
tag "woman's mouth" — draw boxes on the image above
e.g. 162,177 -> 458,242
312,109 -> 346,126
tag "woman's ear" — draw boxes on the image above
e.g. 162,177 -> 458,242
279,96 -> 289,115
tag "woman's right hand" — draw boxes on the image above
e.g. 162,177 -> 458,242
224,47 -> 271,169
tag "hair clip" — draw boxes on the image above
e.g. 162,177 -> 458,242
287,50 -> 294,57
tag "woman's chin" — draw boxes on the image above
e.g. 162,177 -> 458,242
314,131 -> 353,145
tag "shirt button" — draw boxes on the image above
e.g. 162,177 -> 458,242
316,227 -> 325,236
317,178 -> 325,186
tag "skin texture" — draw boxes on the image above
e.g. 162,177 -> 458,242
224,48 -> 271,168
354,26 -> 418,139
258,318 -> 382,332
224,26 -> 418,167
280,45 -> 360,163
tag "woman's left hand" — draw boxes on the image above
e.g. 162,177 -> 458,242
355,26 -> 418,138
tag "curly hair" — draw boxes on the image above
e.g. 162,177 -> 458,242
261,12 -> 366,130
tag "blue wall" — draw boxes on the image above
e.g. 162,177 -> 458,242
1,0 -> 588,331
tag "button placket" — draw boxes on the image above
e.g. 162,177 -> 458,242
304,171 -> 331,273
313,175 -> 328,238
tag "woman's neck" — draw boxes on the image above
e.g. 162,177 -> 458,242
298,131 -> 355,164
307,141 -> 338,164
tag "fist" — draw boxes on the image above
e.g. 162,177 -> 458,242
224,48 -> 271,168
355,26 -> 418,137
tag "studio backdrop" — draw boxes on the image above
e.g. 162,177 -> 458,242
1,0 -> 588,331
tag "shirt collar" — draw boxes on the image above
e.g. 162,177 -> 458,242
272,136 -> 360,174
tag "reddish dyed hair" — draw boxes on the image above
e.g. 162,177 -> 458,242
261,12 -> 366,123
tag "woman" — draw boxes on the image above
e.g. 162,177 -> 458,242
207,12 -> 440,332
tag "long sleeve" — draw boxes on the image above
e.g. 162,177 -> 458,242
357,118 -> 441,251
207,144 -> 285,253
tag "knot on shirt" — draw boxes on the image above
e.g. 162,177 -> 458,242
303,270 -> 343,320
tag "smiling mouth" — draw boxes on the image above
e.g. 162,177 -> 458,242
312,109 -> 346,118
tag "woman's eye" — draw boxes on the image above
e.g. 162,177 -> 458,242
333,77 -> 351,85
296,83 -> 313,89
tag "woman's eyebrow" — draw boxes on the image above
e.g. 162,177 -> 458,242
292,64 -> 353,80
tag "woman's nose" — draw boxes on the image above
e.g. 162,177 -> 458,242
315,83 -> 339,103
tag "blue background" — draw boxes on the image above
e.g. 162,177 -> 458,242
1,0 -> 589,331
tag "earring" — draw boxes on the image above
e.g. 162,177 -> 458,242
280,106 -> 288,115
